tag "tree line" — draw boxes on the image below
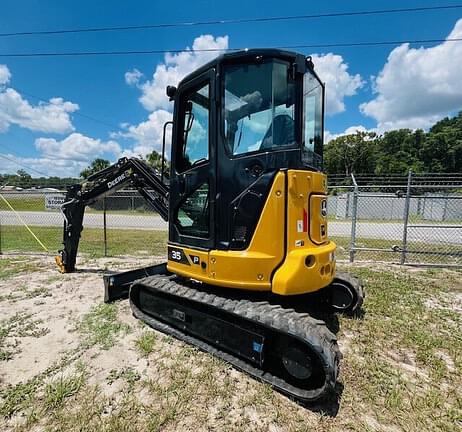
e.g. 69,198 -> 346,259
0,169 -> 78,189
0,151 -> 165,189
324,112 -> 462,176
2,112 -> 461,188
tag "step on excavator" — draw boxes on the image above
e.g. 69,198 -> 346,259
55,49 -> 364,403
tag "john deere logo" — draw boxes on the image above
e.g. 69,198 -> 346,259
321,199 -> 327,217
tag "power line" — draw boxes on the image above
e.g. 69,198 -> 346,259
14,87 -> 154,142
0,88 -> 129,177
0,153 -> 51,178
0,89 -> 126,178
0,37 -> 461,58
0,140 -> 39,162
1,5 -> 461,37
16,87 -> 125,131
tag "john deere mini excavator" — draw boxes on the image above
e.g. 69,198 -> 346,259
56,49 -> 363,403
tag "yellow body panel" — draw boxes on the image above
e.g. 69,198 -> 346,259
168,172 -> 285,289
272,170 -> 335,295
167,170 -> 336,295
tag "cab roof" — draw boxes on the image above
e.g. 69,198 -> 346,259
178,48 -> 306,87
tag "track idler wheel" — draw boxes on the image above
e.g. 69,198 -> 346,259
327,272 -> 364,315
282,344 -> 313,381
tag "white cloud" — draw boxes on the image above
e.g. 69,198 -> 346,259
312,53 -> 363,115
35,133 -> 121,162
1,133 -> 122,177
125,68 -> 143,86
0,133 -> 121,177
137,35 -> 228,111
360,19 -> 462,131
116,109 -> 173,158
0,153 -> 91,178
0,85 -> 78,134
0,65 -> 11,85
324,125 -> 371,143
120,35 -> 228,157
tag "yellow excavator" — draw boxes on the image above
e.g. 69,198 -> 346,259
56,49 -> 363,403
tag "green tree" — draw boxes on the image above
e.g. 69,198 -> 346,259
146,150 -> 169,176
80,158 -> 111,179
16,169 -> 31,179
374,129 -> 425,174
420,112 -> 462,173
324,131 -> 377,176
146,150 -> 163,169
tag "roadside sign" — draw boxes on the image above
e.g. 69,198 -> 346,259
45,194 -> 65,210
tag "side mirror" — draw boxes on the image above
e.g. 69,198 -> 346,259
166,85 -> 177,101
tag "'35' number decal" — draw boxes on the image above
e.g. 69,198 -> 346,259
168,247 -> 190,265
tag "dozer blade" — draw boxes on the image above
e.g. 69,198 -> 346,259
129,273 -> 340,403
103,263 -> 168,303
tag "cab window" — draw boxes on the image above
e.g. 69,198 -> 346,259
223,60 -> 296,156
176,83 -> 210,172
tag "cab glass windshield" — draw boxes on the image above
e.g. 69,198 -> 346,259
303,71 -> 323,169
223,60 -> 296,156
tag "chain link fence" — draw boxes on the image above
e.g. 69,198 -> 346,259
0,190 -> 168,259
328,173 -> 462,266
0,172 -> 461,267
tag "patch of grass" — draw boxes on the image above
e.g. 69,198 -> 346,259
44,386 -> 147,432
76,303 -> 130,349
0,283 -> 51,303
0,348 -> 84,419
0,312 -> 49,361
45,275 -> 62,284
135,332 -> 156,357
1,263 -> 461,432
0,258 -> 42,280
107,367 -> 141,388
23,286 -> 51,299
0,225 -> 167,257
0,379 -> 40,418
337,266 -> 462,431
44,372 -> 86,410
0,196 -> 46,212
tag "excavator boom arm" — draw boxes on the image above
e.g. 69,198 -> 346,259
56,157 -> 169,273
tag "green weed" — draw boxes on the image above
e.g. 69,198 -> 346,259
135,331 -> 156,357
76,303 -> 130,349
44,372 -> 86,410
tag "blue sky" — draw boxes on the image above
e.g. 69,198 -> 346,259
0,0 -> 461,177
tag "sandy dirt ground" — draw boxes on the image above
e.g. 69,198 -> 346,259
0,255 -> 460,432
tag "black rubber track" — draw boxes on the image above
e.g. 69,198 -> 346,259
129,275 -> 341,402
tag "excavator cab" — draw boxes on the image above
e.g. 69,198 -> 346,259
166,49 -> 338,296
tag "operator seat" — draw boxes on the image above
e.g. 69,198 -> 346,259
260,114 -> 295,150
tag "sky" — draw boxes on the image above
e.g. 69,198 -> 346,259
0,0 -> 461,177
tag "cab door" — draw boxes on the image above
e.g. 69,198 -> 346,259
169,69 -> 216,250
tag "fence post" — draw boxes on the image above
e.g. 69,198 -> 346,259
401,170 -> 412,265
442,194 -> 448,221
349,173 -> 358,263
103,197 -> 108,257
0,210 -> 2,255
